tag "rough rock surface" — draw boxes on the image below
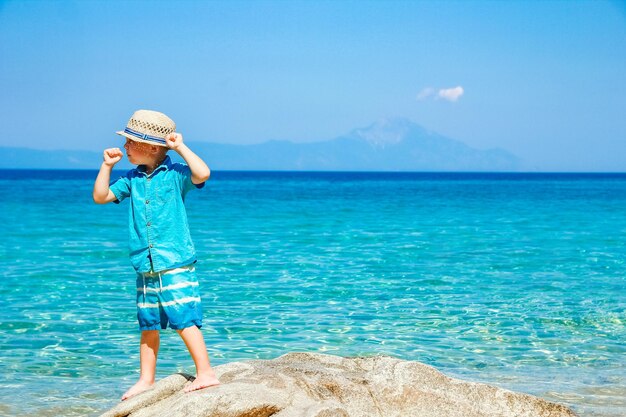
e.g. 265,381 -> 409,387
100,352 -> 577,417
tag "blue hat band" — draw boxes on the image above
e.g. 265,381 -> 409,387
123,127 -> 167,145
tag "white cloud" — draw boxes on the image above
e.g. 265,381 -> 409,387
416,87 -> 435,101
438,86 -> 464,102
416,85 -> 464,103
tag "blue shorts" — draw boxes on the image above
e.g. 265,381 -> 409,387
136,264 -> 203,331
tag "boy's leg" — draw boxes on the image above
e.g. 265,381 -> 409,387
122,330 -> 160,401
176,326 -> 220,392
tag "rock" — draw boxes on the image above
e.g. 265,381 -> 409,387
100,352 -> 578,417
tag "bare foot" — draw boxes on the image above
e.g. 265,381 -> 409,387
183,372 -> 220,393
121,379 -> 154,401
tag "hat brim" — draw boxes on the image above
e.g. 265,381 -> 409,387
116,131 -> 169,147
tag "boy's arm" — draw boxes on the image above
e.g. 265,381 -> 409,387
166,133 -> 210,184
93,148 -> 123,204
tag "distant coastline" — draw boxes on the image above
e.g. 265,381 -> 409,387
2,169 -> 626,177
0,119 -> 526,172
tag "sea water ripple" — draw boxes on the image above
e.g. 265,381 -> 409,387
0,171 -> 624,416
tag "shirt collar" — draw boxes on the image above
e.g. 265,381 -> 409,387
137,155 -> 173,177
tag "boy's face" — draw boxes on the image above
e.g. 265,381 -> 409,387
123,138 -> 162,165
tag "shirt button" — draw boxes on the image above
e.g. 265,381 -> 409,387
146,200 -> 150,204
147,222 -> 151,227
149,244 -> 153,248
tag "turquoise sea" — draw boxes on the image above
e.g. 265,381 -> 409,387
1,170 -> 624,417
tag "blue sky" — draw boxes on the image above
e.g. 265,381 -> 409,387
1,0 -> 624,171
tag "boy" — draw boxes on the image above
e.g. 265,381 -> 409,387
92,109 -> 220,400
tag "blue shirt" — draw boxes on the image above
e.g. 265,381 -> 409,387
109,156 -> 205,273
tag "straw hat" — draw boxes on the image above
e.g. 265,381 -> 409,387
116,109 -> 176,147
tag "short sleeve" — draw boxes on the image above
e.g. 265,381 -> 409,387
175,164 -> 205,196
109,172 -> 132,204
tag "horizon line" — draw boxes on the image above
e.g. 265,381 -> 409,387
2,168 -> 626,175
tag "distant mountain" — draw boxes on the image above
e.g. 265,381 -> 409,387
0,118 -> 523,171
1,147 -> 129,170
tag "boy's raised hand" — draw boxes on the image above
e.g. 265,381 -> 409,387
165,132 -> 184,150
103,148 -> 123,166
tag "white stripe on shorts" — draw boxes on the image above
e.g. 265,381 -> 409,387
137,296 -> 201,309
140,265 -> 196,278
136,281 -> 199,293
